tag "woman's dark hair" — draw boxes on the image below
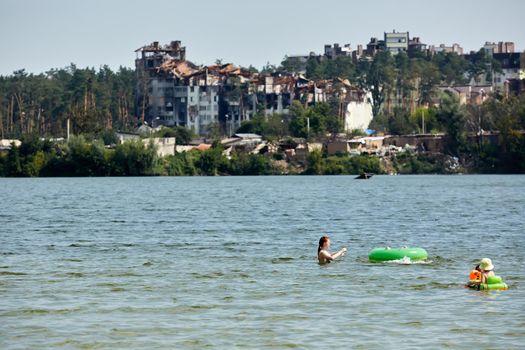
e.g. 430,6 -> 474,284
318,236 -> 329,254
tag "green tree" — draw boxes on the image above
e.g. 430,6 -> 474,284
305,57 -> 322,80
437,93 -> 467,156
411,107 -> 438,133
99,129 -> 119,145
304,149 -> 324,175
431,52 -> 468,85
164,151 -> 197,176
111,140 -> 158,176
195,144 -> 226,176
4,144 -> 22,176
279,56 -> 306,74
366,51 -> 395,116
228,153 -> 275,175
388,107 -> 417,135
288,101 -> 309,138
480,95 -> 525,172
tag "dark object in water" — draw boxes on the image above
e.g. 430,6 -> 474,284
355,173 -> 374,179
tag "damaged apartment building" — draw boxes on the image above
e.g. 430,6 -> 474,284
135,41 -> 373,136
135,41 -> 222,135
135,41 -> 269,135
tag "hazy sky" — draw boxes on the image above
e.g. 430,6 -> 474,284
1,0 -> 524,75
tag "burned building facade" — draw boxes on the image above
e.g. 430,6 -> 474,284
136,41 -> 262,135
135,41 -> 374,135
135,41 -> 222,135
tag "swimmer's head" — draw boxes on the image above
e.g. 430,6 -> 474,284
318,235 -> 330,253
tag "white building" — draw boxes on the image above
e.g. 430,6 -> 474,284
343,91 -> 374,132
384,30 -> 409,54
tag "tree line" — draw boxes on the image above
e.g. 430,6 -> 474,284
0,134 -> 374,177
0,135 -> 289,177
0,65 -> 136,139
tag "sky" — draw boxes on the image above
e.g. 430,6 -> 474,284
1,0 -> 524,76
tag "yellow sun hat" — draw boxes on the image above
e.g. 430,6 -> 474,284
479,258 -> 494,271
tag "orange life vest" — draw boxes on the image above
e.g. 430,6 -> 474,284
469,270 -> 481,282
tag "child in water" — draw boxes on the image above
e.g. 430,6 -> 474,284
478,258 -> 495,283
468,258 -> 495,287
468,264 -> 482,285
318,235 -> 347,264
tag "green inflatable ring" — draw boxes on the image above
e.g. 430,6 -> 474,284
368,247 -> 428,262
478,282 -> 508,290
468,275 -> 508,291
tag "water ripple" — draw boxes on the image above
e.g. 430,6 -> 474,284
0,175 -> 524,349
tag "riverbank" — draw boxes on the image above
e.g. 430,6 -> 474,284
1,134 -> 524,177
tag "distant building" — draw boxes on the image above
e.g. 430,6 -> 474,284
136,40 -> 376,136
366,37 -> 384,56
324,43 -> 352,59
250,75 -> 295,116
438,85 -> 492,105
483,41 -> 515,55
507,78 -> 525,95
116,131 -> 140,143
384,134 -> 445,154
408,37 -> 427,56
428,43 -> 464,55
142,137 -> 176,157
338,82 -> 374,131
172,85 -> 220,135
352,44 -> 365,60
281,55 -> 310,74
135,41 -> 192,127
463,48 -> 524,91
492,52 -> 524,88
135,41 -> 247,135
384,30 -> 409,54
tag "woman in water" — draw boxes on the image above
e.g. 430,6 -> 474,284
318,235 -> 347,264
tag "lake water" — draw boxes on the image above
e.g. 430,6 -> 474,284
1,175 -> 524,349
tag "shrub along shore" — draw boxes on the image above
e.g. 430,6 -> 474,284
0,133 -> 517,177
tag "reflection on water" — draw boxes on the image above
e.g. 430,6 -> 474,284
1,175 -> 524,349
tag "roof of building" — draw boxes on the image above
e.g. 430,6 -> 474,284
234,133 -> 262,140
0,139 -> 22,147
196,143 -> 212,151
